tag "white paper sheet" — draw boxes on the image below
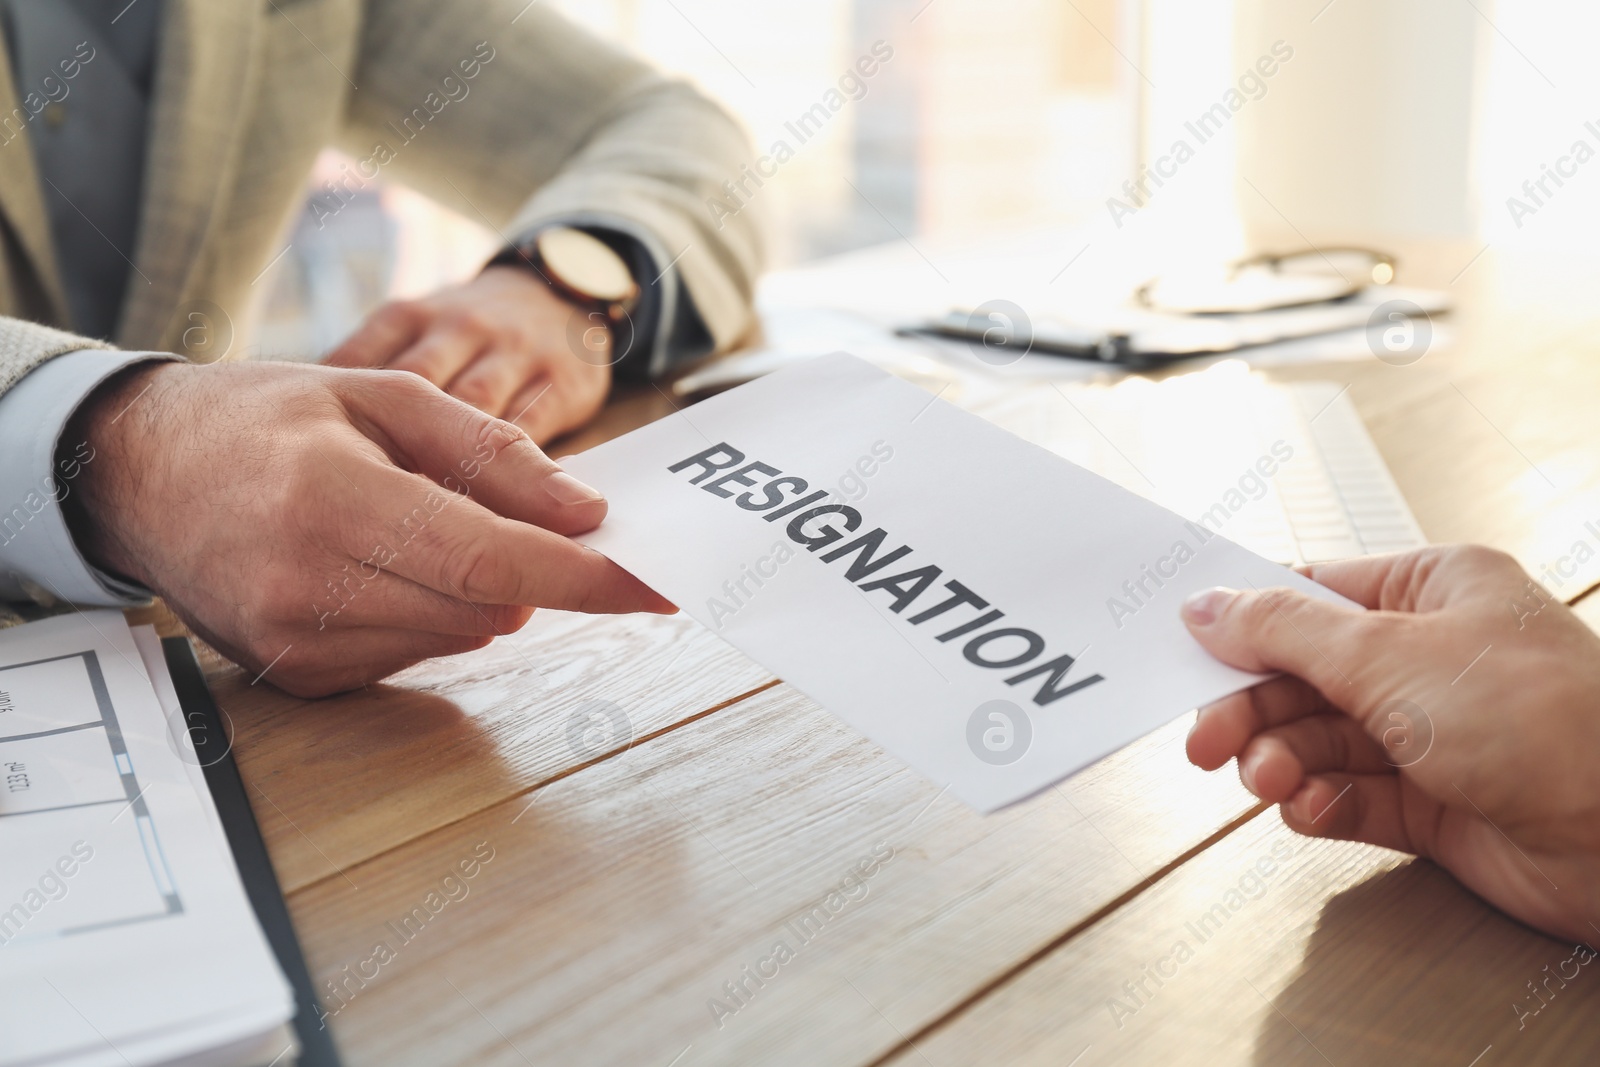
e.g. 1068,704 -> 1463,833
565,353 -> 1352,812
0,611 -> 293,1067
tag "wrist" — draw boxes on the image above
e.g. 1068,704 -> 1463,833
60,360 -> 181,585
493,226 -> 642,370
480,263 -> 624,377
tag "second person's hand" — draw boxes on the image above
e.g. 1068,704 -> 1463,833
325,266 -> 611,445
1180,546 -> 1600,943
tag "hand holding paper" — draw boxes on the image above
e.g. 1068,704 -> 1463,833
564,354 -> 1350,811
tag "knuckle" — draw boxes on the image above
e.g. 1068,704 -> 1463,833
1451,543 -> 1519,573
270,451 -> 329,538
450,537 -> 514,603
450,378 -> 496,411
466,412 -> 537,470
395,494 -> 450,552
1240,587 -> 1293,629
494,604 -> 535,632
486,322 -> 531,350
561,553 -> 617,613
375,367 -> 439,398
377,299 -> 424,329
1324,717 -> 1350,769
443,308 -> 494,336
1272,586 -> 1329,627
565,588 -> 602,615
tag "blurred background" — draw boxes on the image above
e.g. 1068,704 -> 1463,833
251,0 -> 1600,359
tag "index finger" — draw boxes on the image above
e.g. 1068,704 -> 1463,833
369,467 -> 674,614
327,301 -> 427,368
1189,675 -> 1332,770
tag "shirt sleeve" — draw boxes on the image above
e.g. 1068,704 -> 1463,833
0,348 -> 171,607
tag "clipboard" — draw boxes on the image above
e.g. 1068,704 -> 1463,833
903,286 -> 1452,367
161,637 -> 343,1067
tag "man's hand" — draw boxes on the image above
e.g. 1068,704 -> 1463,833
66,360 -> 672,697
326,266 -> 611,444
1180,545 -> 1600,943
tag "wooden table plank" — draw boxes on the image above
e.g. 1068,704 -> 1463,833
217,608 -> 773,892
286,683 -> 1260,1066
883,809 -> 1600,1067
873,588 -> 1600,1066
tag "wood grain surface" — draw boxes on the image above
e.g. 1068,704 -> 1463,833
284,688 -> 1267,1066
883,810 -> 1600,1067
168,239 -> 1600,1066
879,597 -> 1600,1067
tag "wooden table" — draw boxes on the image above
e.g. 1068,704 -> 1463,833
139,236 -> 1600,1066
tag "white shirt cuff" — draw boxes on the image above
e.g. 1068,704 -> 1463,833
0,348 -> 171,607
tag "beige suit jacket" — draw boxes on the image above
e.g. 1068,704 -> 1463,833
0,0 -> 762,395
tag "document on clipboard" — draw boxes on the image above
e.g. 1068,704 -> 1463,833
0,611 -> 337,1067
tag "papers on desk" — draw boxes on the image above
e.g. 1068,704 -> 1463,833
0,612 -> 295,1067
910,285 -> 1453,366
677,282 -> 1454,412
565,353 -> 1353,812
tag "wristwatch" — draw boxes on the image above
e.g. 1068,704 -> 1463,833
525,226 -> 639,324
509,226 -> 642,368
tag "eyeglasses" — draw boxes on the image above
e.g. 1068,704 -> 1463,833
1136,247 -> 1398,315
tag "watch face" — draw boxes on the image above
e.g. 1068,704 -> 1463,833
536,227 -> 637,304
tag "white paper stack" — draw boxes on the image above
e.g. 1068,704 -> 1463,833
0,611 -> 296,1067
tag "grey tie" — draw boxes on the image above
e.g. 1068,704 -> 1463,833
3,0 -> 160,340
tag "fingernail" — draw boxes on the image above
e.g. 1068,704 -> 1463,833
546,471 -> 604,506
1182,586 -> 1239,626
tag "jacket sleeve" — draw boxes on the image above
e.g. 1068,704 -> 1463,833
335,1 -> 765,365
0,317 -> 112,396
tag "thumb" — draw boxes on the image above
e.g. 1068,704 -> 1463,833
1181,585 -> 1373,699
